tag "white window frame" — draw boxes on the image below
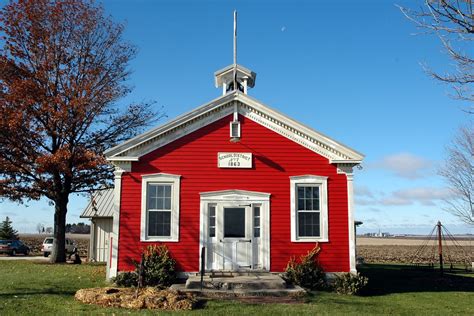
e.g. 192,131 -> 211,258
290,175 -> 328,242
141,173 -> 181,242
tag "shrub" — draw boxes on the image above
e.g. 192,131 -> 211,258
136,245 -> 177,287
283,243 -> 326,290
113,245 -> 177,288
113,271 -> 138,287
333,272 -> 368,295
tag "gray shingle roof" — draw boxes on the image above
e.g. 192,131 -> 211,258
80,189 -> 114,218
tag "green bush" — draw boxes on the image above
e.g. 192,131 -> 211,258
283,243 -> 326,290
113,244 -> 176,288
113,271 -> 138,287
135,244 -> 177,287
333,272 -> 368,295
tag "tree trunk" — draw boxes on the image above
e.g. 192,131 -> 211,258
50,195 -> 69,263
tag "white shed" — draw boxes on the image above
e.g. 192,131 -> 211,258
81,189 -> 114,262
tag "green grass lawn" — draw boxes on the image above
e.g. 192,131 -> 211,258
0,260 -> 472,315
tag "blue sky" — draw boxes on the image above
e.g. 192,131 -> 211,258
1,0 -> 472,235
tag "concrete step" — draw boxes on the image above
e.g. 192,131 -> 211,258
185,274 -> 287,290
171,283 -> 306,298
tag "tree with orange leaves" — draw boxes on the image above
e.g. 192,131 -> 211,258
0,0 -> 161,263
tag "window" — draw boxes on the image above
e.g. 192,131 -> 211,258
141,173 -> 181,242
290,175 -> 328,242
208,204 -> 216,238
253,205 -> 261,238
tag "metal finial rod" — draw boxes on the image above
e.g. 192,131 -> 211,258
233,10 -> 237,91
233,10 -> 237,65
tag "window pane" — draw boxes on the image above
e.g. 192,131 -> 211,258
148,211 -> 171,237
156,197 -> 164,210
164,197 -> 171,210
305,187 -> 312,199
306,198 -> 313,210
313,198 -> 320,211
254,228 -> 260,238
209,227 -> 215,238
164,185 -> 171,198
157,185 -> 164,198
209,217 -> 215,227
298,187 -> 304,199
254,207 -> 260,217
297,198 -> 305,210
298,212 -> 320,237
148,196 -> 157,210
312,187 -> 320,199
209,206 -> 215,217
224,207 -> 245,238
254,217 -> 260,227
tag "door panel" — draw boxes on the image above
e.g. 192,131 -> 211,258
206,204 -> 254,270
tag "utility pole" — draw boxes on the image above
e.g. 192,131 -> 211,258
437,221 -> 443,275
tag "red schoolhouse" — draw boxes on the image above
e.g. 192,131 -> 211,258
105,64 -> 364,279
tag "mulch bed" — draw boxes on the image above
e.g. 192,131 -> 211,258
75,287 -> 197,310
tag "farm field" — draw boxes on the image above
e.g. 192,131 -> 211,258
16,234 -> 90,257
0,260 -> 472,315
357,237 -> 474,264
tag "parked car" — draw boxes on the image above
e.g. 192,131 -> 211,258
41,237 -> 76,257
0,240 -> 30,256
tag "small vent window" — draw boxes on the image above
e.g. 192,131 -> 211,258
230,121 -> 240,139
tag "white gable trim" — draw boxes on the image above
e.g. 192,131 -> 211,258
105,92 -> 364,164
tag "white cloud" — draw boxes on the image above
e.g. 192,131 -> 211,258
357,187 -> 453,207
368,152 -> 433,179
393,187 -> 452,201
379,197 -> 413,206
354,185 -> 374,198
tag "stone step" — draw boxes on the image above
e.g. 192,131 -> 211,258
185,274 -> 287,290
171,283 -> 306,298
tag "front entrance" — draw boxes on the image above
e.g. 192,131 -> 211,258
200,190 -> 270,271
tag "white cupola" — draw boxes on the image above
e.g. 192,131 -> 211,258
214,64 -> 256,95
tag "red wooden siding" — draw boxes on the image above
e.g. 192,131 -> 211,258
118,114 -> 349,272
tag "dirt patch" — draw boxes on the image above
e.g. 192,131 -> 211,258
19,234 -> 89,257
358,245 -> 473,264
75,287 -> 197,310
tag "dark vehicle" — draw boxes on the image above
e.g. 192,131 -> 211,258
0,240 -> 30,256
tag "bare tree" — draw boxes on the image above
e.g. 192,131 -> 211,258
36,223 -> 44,234
439,123 -> 474,225
399,1 -> 474,113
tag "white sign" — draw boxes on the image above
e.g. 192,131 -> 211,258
218,152 -> 252,168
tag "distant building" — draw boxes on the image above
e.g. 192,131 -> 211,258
80,189 -> 114,262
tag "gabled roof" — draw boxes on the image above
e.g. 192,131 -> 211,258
105,91 -> 364,164
80,189 -> 114,218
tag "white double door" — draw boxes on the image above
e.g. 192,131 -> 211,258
208,203 -> 255,271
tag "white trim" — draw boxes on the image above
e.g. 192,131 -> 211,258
290,175 -> 329,243
337,164 -> 357,274
108,170 -> 123,280
107,156 -> 139,162
200,189 -> 271,200
105,92 -> 364,164
140,173 -> 181,242
199,190 -> 271,271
